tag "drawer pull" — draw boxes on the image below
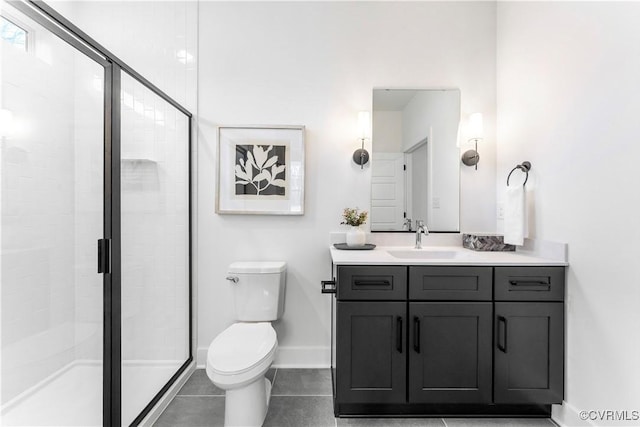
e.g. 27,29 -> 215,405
497,316 -> 508,353
509,279 -> 550,291
321,280 -> 336,294
396,316 -> 403,353
354,280 -> 391,287
413,316 -> 421,353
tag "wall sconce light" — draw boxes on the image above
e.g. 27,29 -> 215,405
461,112 -> 483,170
353,111 -> 370,169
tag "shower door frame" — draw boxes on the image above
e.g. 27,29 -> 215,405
7,1 -> 194,426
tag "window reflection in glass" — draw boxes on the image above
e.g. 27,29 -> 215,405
1,15 -> 28,51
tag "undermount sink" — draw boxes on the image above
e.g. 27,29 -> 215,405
387,249 -> 464,259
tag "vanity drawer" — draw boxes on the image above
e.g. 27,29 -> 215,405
494,267 -> 565,301
409,266 -> 492,301
337,266 -> 407,301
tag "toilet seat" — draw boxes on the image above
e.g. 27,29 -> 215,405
208,322 -> 277,376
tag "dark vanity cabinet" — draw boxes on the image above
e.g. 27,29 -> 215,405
334,266 -> 407,403
330,264 -> 565,417
493,267 -> 565,404
407,266 -> 493,404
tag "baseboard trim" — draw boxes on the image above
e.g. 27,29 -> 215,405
196,346 -> 207,368
196,345 -> 331,369
552,401 -> 596,427
272,346 -> 331,368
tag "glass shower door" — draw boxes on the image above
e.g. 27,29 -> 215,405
0,2 -> 106,426
119,71 -> 190,425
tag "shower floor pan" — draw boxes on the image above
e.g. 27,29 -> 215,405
1,360 -> 183,426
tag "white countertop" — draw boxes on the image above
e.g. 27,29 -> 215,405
330,245 -> 568,266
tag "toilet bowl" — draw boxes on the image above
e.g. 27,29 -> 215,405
207,323 -> 278,426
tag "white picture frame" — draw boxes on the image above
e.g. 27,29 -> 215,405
216,125 -> 305,215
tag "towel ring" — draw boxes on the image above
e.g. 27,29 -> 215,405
507,161 -> 531,186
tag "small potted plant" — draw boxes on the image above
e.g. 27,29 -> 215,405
341,207 -> 368,247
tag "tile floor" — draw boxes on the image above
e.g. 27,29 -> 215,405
154,369 -> 557,427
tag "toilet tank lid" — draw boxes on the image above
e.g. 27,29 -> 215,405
228,261 -> 287,274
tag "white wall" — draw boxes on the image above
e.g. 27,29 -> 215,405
497,2 -> 640,426
402,90 -> 460,231
372,111 -> 402,153
409,143 -> 429,225
197,1 -> 497,366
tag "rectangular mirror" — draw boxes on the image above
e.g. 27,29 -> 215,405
371,88 -> 460,232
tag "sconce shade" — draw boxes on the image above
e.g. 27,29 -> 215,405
357,111 -> 371,139
468,112 -> 483,140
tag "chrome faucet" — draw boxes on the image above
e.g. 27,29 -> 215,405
415,220 -> 429,249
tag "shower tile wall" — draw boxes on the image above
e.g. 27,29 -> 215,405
118,71 -> 190,424
1,20 -> 103,402
54,0 -> 198,112
2,2 -> 196,421
50,0 -> 199,367
73,53 -> 108,362
2,0 -> 197,415
120,72 -> 189,363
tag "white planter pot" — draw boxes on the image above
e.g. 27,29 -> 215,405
346,226 -> 366,247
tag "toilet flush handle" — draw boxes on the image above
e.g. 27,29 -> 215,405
226,276 -> 239,284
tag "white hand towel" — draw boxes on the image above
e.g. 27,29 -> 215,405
504,185 -> 526,246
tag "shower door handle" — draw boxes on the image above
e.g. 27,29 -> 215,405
98,239 -> 110,274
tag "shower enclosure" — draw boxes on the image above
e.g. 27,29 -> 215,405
1,1 -> 192,425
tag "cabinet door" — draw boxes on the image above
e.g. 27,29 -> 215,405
494,302 -> 564,404
336,301 -> 406,403
408,302 -> 493,403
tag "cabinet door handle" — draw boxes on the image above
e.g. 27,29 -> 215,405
321,280 -> 336,294
396,316 -> 403,353
354,280 -> 390,287
413,316 -> 420,353
497,315 -> 508,353
509,279 -> 550,291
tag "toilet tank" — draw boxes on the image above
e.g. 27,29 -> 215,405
228,261 -> 287,321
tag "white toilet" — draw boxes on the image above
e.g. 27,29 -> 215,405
206,261 -> 286,427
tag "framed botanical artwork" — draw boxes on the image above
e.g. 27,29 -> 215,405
216,125 -> 305,215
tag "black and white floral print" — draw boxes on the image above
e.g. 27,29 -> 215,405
234,144 -> 286,196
